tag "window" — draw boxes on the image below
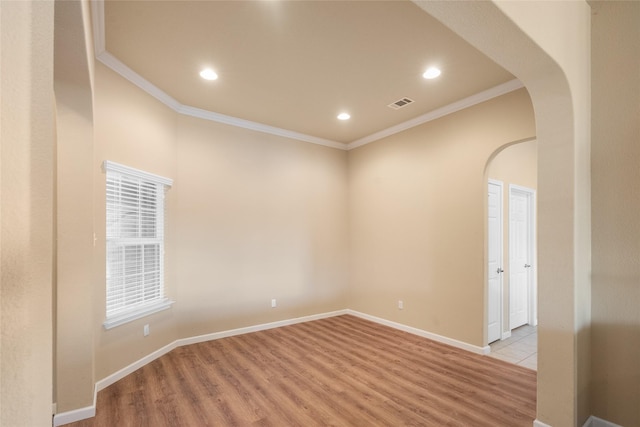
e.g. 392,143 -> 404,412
103,161 -> 173,329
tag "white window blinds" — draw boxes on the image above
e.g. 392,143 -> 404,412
103,161 -> 173,328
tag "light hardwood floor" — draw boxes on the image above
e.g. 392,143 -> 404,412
63,315 -> 536,426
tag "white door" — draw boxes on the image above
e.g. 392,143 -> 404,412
509,186 -> 535,329
487,180 -> 503,343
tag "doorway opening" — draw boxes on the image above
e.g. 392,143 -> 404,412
485,139 -> 538,370
509,185 -> 537,330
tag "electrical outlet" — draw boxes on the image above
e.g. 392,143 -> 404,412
398,300 -> 404,310
143,324 -> 150,336
271,298 -> 277,308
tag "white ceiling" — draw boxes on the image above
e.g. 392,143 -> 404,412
99,0 -> 518,148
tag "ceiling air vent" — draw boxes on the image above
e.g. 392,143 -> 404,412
387,97 -> 414,110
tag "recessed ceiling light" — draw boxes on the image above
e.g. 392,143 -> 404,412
199,68 -> 218,81
337,112 -> 351,121
422,67 -> 441,79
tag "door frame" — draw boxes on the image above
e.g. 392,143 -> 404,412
487,179 -> 504,343
508,184 -> 537,327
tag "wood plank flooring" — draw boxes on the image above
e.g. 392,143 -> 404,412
62,315 -> 536,426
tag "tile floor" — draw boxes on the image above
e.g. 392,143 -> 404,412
488,324 -> 537,370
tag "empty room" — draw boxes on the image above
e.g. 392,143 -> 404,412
2,1 -> 638,427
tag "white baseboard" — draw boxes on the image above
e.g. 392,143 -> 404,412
177,309 -> 349,347
53,403 -> 95,427
583,415 -> 623,427
95,340 -> 178,392
53,308 -> 488,424
52,310 -> 347,425
501,330 -> 512,340
346,310 -> 490,355
97,310 -> 349,393
535,415 -> 622,427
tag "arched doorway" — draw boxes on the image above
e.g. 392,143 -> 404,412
413,2 -> 592,425
485,139 -> 538,370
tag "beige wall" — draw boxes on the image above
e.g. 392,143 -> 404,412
54,0 -> 96,412
591,2 -> 640,426
488,140 -> 537,190
88,62 -> 349,383
416,1 -> 592,424
0,1 -> 55,425
174,115 -> 349,337
348,88 -> 535,347
53,2 -> 640,427
489,4 -> 593,425
488,139 -> 538,336
67,58 -> 531,416
92,63 -> 180,380
55,86 -> 96,411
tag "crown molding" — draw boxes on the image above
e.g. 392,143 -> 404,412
99,48 -> 344,149
97,51 -> 183,111
347,78 -> 524,150
90,0 -> 346,150
177,105 -> 348,150
90,0 -> 105,55
91,0 -> 524,152
90,0 -> 182,112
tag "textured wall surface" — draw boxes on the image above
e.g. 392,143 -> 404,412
1,1 -> 55,425
591,2 -> 640,425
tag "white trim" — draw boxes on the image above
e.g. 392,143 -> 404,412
487,178 -> 504,345
102,160 -> 173,187
97,308 -> 489,391
508,184 -> 537,327
347,79 -> 524,150
90,0 -> 105,55
102,299 -> 175,330
97,310 -> 348,393
90,1 -> 343,151
177,310 -> 348,347
53,405 -> 95,427
77,310 -> 350,424
97,51 -> 183,111
346,310 -> 490,355
582,415 -> 624,427
53,392 -> 96,427
55,308 -> 492,424
96,50 -> 345,151
90,2 -> 523,151
177,104 -> 347,150
501,330 -> 512,340
534,420 -> 553,427
95,340 -> 178,392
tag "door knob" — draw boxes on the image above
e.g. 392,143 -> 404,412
497,268 -> 504,274
524,264 -> 531,268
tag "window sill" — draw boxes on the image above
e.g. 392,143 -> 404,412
103,299 -> 175,330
